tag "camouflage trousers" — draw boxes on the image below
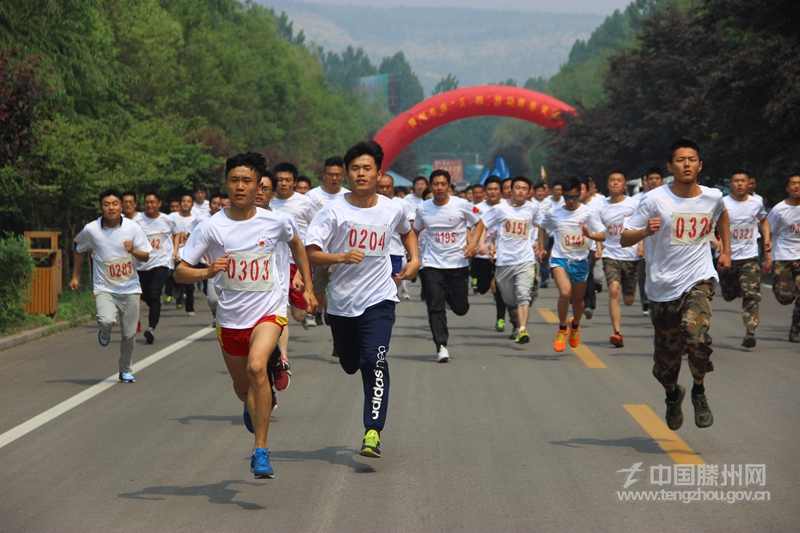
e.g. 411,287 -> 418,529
772,259 -> 800,331
650,279 -> 715,388
718,257 -> 761,333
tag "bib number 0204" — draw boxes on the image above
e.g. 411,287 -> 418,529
347,224 -> 389,256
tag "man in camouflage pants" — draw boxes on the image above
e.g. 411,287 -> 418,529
715,171 -> 770,348
764,173 -> 800,343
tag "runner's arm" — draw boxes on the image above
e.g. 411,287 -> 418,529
173,256 -> 226,283
716,210 -> 731,270
68,250 -> 86,291
467,220 -> 485,250
396,230 -> 420,281
305,245 -> 364,266
288,234 -> 318,313
760,217 -> 772,253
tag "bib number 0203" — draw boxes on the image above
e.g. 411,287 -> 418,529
347,224 -> 389,257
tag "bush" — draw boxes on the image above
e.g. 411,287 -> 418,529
0,233 -> 36,332
57,278 -> 95,323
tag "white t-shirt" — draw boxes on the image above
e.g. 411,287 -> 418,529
132,212 -> 178,270
540,203 -> 604,261
169,212 -> 199,248
767,200 -> 800,261
74,217 -> 151,295
413,197 -> 481,269
306,186 -> 346,211
389,196 -> 414,256
405,194 -> 424,210
191,200 -> 210,219
180,208 -> 294,329
597,197 -> 639,261
306,194 -> 412,317
473,200 -> 499,259
624,184 -> 726,302
270,193 -> 318,266
724,195 -> 767,260
480,201 -> 542,266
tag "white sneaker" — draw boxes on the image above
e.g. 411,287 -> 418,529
302,314 -> 316,329
437,346 -> 450,363
186,311 -> 196,317
400,290 -> 411,300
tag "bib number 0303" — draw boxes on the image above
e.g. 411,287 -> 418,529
219,252 -> 274,292
670,212 -> 714,246
347,224 -> 389,256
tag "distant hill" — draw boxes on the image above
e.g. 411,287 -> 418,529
258,0 -> 605,94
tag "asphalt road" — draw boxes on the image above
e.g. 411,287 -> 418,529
1,278 -> 798,533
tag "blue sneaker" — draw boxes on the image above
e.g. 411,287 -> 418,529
250,448 -> 274,478
243,404 -> 254,434
98,329 -> 111,347
118,372 -> 136,383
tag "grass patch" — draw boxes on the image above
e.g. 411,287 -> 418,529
57,284 -> 95,323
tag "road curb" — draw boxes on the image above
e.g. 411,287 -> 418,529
0,314 -> 93,353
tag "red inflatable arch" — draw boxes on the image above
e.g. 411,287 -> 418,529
374,85 -> 576,171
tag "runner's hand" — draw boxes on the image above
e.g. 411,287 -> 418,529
68,277 -> 79,291
761,257 -> 772,277
343,250 -> 365,264
292,269 -> 304,291
303,291 -> 318,314
209,254 -> 229,277
395,259 -> 420,281
122,240 -> 134,253
717,252 -> 731,271
646,218 -> 662,236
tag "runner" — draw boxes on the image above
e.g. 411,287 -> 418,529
191,184 -> 210,220
763,172 -> 800,343
470,176 -> 543,344
121,191 -> 140,220
307,156 -> 348,328
537,175 -> 606,352
539,179 -> 562,289
713,171 -> 770,347
377,174 -> 414,300
621,139 -> 730,430
306,140 -> 420,459
597,172 -> 640,348
208,189 -> 222,216
295,175 -> 312,194
472,183 -> 485,205
133,190 -> 178,344
175,152 -> 316,479
501,177 -> 512,200
581,176 -> 606,319
638,168 -> 665,316
414,169 -> 481,362
405,176 -> 428,210
169,193 -> 199,315
69,189 -> 151,382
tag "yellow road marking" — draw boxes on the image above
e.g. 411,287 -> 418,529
537,308 -> 606,368
624,404 -> 706,465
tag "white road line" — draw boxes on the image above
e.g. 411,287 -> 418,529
0,326 -> 214,450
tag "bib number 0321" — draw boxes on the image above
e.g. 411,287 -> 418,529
670,212 -> 714,246
347,224 -> 389,257
219,252 -> 274,292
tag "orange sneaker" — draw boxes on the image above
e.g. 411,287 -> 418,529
554,328 -> 568,352
610,332 -> 624,347
568,318 -> 581,348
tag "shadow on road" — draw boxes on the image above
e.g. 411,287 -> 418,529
271,446 -> 376,473
550,436 -> 665,455
119,480 -> 265,510
171,414 -> 242,428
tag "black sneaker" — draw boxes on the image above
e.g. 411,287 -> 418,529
144,327 -> 155,345
692,394 -> 714,428
315,312 -> 323,326
742,332 -> 756,348
665,384 -> 685,430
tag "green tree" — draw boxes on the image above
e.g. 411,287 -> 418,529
432,74 -> 459,96
379,52 -> 424,112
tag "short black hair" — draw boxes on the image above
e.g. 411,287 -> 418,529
472,183 -> 484,191
550,179 -> 562,189
193,183 -> 206,193
121,190 -> 137,200
413,176 -> 428,187
180,192 -> 194,201
484,175 -> 502,187
785,173 -> 800,187
501,177 -> 513,186
394,186 -> 408,195
344,140 -> 384,171
260,173 -> 275,190
430,169 -> 451,184
143,190 -> 161,201
99,189 -> 124,204
731,169 -> 749,178
646,166 -> 663,177
226,152 -> 268,179
668,139 -> 701,162
323,156 -> 344,170
422,188 -> 432,199
608,171 -> 626,179
561,176 -> 581,193
169,197 -> 180,204
209,188 -> 222,200
464,185 -> 473,193
273,162 -> 298,181
511,176 -> 532,190
296,175 -> 312,187
532,181 -> 546,191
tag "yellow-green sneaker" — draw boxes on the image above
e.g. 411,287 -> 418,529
360,429 -> 381,458
515,328 -> 530,344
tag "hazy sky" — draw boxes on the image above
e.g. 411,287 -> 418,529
283,0 -> 634,14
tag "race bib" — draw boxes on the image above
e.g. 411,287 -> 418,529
731,223 -> 756,242
347,224 -> 389,257
670,212 -> 714,246
605,222 -> 624,239
102,257 -> 136,285
430,230 -> 459,249
502,218 -> 530,240
219,252 -> 274,292
559,228 -> 591,253
147,233 -> 165,255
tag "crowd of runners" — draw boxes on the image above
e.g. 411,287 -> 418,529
69,138 -> 800,479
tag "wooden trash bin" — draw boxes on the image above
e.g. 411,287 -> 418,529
24,231 -> 62,317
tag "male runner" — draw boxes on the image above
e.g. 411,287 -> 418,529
538,175 -> 606,352
581,176 -> 606,318
470,176 -> 543,344
295,175 -> 312,194
472,183 -> 485,205
414,169 -> 481,362
621,139 -> 730,430
405,176 -> 428,210
191,184 -> 210,219
763,173 -> 800,342
501,177 -> 512,200
307,156 -> 348,327
271,162 -> 319,331
122,191 -> 140,220
715,171 -> 770,347
539,180 -> 563,289
597,172 -> 639,348
169,193 -> 199,315
133,191 -> 178,344
638,168 -> 665,316
377,174 -> 414,300
69,189 -> 151,382
176,152 -> 315,479
306,140 -> 420,459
